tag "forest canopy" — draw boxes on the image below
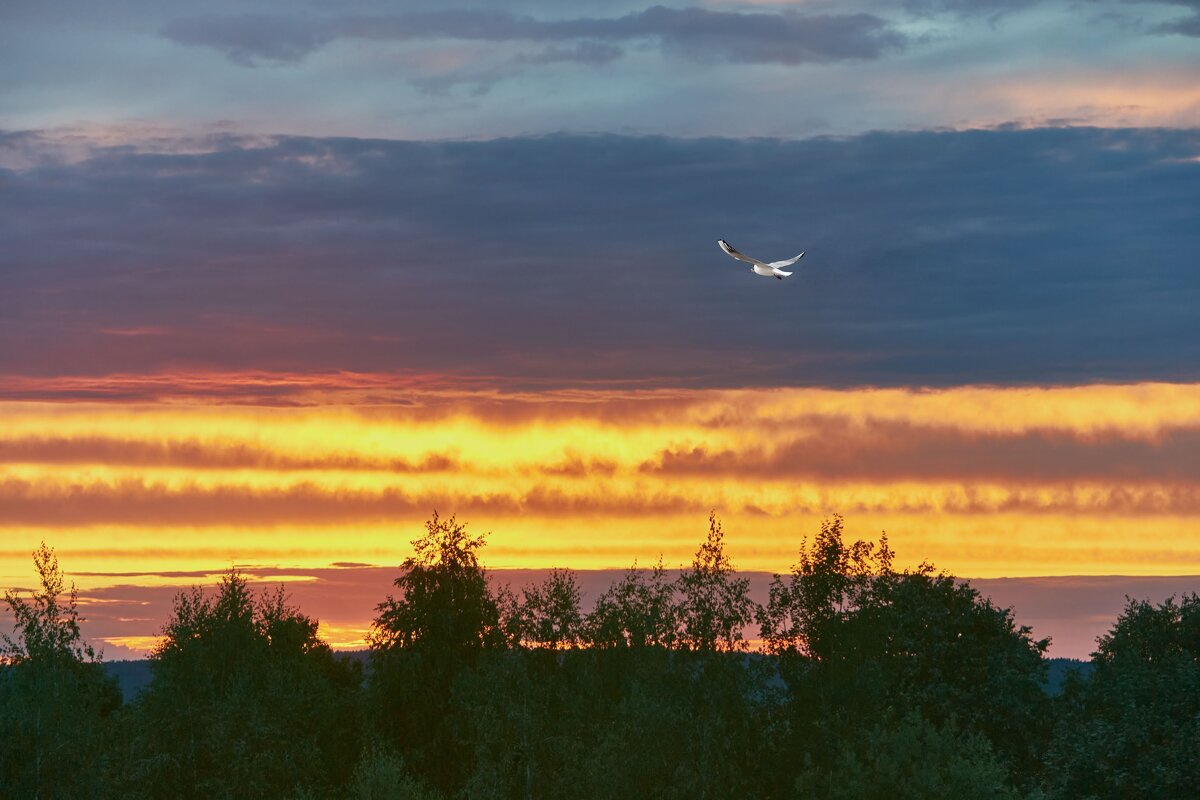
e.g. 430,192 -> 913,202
2,513 -> 1197,799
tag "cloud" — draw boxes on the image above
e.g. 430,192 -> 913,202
2,127 -> 1198,388
1154,12 -> 1200,36
0,371 -> 458,404
0,436 -> 459,473
8,383 -> 1200,585
640,421 -> 1200,484
1098,0 -> 1200,36
160,14 -> 337,67
0,476 -> 709,526
899,0 -> 1041,18
8,0 -> 1200,142
7,470 -> 1200,528
514,41 -> 624,66
160,7 -> 907,67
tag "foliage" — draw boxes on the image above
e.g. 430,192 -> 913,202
759,515 -> 893,660
586,557 -> 677,649
16,515 -> 1200,800
122,572 -> 361,799
515,568 -> 585,650
346,746 -> 440,800
675,511 -> 759,653
1044,593 -> 1200,799
793,713 -> 1026,800
367,512 -> 506,796
369,511 -> 505,657
0,543 -> 121,799
2,542 -> 103,667
457,513 -> 768,799
759,515 -> 1048,790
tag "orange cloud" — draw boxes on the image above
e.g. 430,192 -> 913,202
4,380 -> 1200,589
0,436 -> 460,472
979,68 -> 1200,129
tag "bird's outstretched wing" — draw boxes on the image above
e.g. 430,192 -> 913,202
769,252 -> 805,269
717,239 -> 770,268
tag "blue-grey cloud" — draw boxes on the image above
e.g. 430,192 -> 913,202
160,7 -> 907,67
1,127 -> 1198,388
160,14 -> 338,67
1099,0 -> 1200,35
5,1 -> 1194,140
1154,12 -> 1200,36
900,0 -> 1041,17
514,41 -> 624,66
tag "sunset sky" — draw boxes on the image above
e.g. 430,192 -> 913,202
3,0 -> 1199,659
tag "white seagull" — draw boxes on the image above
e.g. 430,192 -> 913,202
717,239 -> 804,280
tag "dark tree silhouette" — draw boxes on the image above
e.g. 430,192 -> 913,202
368,512 -> 506,795
344,746 -> 439,800
793,713 -> 1024,800
458,514 -> 769,800
1046,593 -> 1200,799
123,571 -> 361,799
369,511 -> 505,657
515,568 -> 585,651
675,511 -> 759,653
16,515 -> 1200,800
586,557 -> 677,650
759,515 -> 1048,794
0,543 -> 120,800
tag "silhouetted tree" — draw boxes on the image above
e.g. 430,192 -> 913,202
368,512 -> 506,795
123,572 -> 361,799
0,543 -> 120,800
369,511 -> 505,658
586,557 -> 677,650
17,513 -> 1176,799
344,746 -> 440,800
456,516 -> 772,799
760,516 -> 1048,792
759,515 -> 885,661
568,516 -> 767,799
516,569 -> 585,651
455,569 -> 590,797
1045,593 -> 1200,799
675,512 -> 759,653
793,713 -> 1024,800
456,640 -> 602,800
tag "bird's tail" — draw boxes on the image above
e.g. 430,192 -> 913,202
773,269 -> 793,277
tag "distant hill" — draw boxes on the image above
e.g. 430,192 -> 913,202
104,650 -> 372,703
1043,657 -> 1092,696
106,651 -> 1089,703
104,660 -> 153,703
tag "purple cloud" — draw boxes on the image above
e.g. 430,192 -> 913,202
160,7 -> 906,67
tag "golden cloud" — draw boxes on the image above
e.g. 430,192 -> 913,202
4,380 -> 1200,583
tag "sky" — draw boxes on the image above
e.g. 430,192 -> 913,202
2,0 -> 1199,659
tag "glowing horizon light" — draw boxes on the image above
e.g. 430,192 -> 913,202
5,376 -> 1200,662
4,378 -> 1200,584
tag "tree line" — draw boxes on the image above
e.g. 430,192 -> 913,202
2,512 -> 1198,799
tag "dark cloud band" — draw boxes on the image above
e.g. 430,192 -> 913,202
7,422 -> 1200,484
161,7 -> 906,67
2,127 -> 1198,388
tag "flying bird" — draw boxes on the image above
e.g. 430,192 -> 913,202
717,239 -> 804,280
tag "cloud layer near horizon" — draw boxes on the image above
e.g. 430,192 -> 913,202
5,383 -> 1200,589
